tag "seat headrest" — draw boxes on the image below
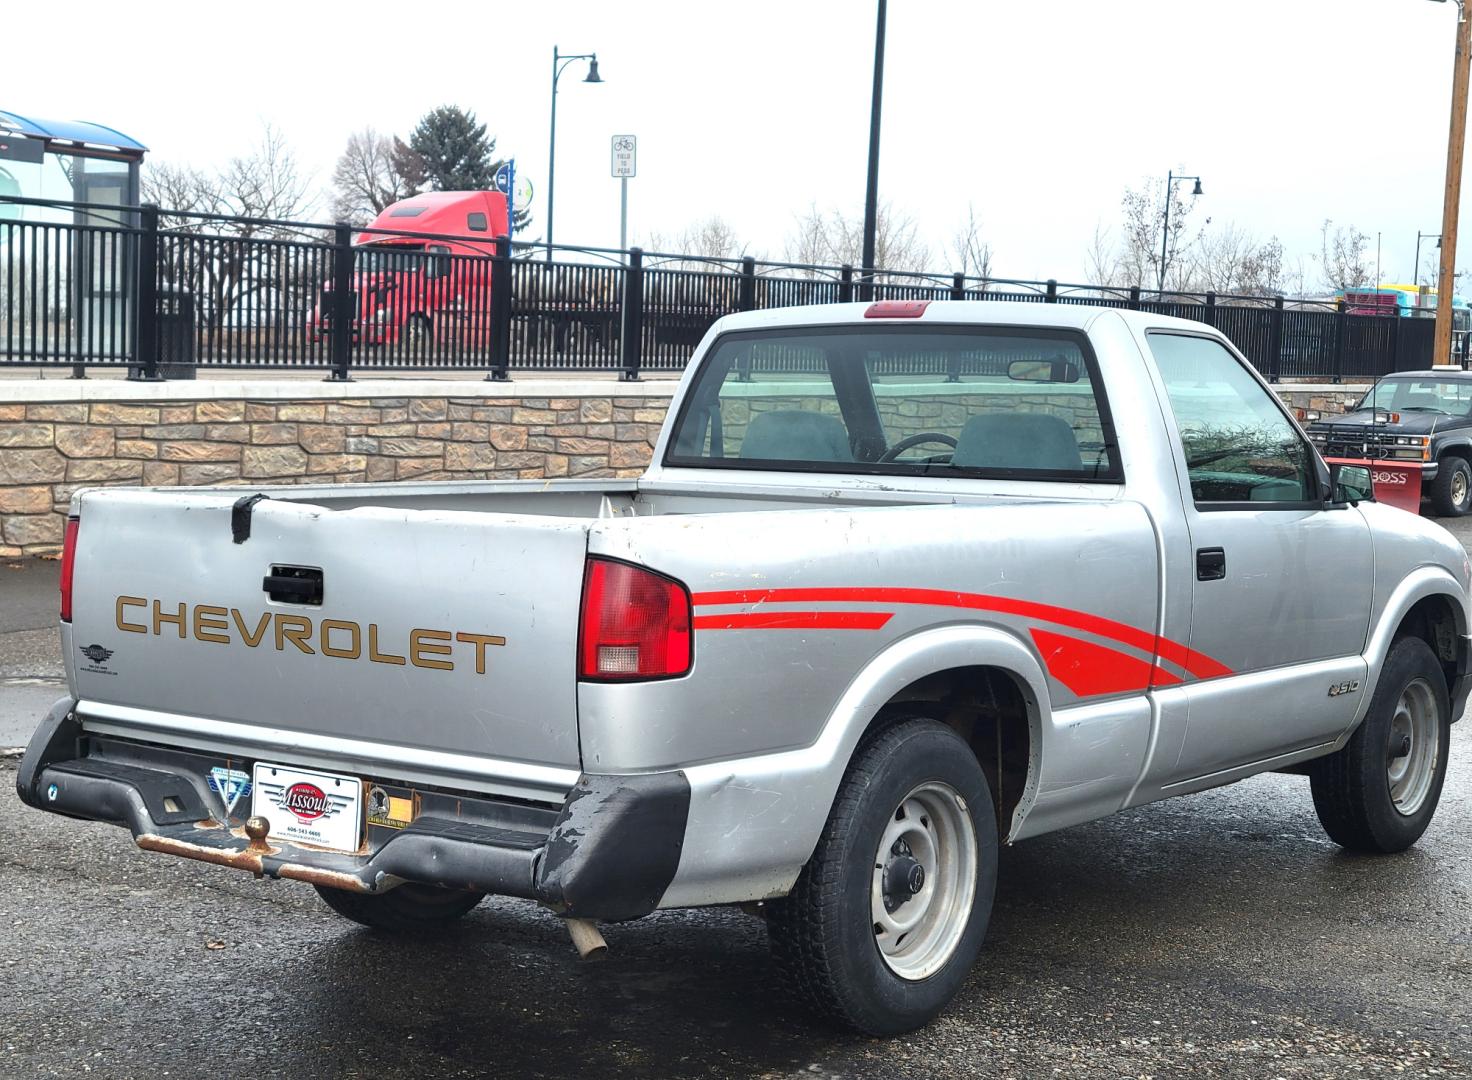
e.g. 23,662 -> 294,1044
740,410 -> 852,461
951,412 -> 1083,472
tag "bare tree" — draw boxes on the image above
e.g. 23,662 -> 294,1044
1316,219 -> 1372,293
781,202 -> 929,278
1084,224 -> 1125,288
950,204 -> 992,281
139,125 -> 318,346
1111,179 -> 1200,291
646,215 -> 744,264
330,129 -> 422,224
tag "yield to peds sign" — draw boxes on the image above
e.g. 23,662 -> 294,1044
611,134 -> 636,178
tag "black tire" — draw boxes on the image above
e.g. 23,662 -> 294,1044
766,718 -> 998,1036
314,882 -> 485,932
1309,637 -> 1450,853
1429,456 -> 1471,517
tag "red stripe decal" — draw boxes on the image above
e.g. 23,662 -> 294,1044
1029,629 -> 1181,697
693,611 -> 894,631
691,587 -> 1231,680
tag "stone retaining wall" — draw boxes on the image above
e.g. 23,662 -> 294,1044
0,379 -> 1370,557
0,382 -> 676,557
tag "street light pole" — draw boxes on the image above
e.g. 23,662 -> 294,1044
1433,0 -> 1471,365
1158,170 -> 1203,294
860,0 -> 886,300
546,45 -> 602,264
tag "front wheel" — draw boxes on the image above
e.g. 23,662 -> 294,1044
315,882 -> 485,932
1430,456 -> 1471,517
1309,636 -> 1450,853
766,718 -> 998,1036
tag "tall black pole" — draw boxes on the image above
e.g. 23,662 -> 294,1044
860,0 -> 886,300
547,46 -> 560,265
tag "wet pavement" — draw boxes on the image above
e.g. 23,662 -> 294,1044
1,556 -> 1469,1078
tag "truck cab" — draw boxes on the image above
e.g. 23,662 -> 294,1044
310,190 -> 509,352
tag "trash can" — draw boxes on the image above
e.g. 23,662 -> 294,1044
129,288 -> 196,380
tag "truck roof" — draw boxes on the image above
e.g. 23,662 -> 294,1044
708,299 -> 1220,336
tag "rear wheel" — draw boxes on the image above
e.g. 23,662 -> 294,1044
766,718 -> 997,1036
1430,456 -> 1471,517
315,882 -> 484,932
1309,636 -> 1450,853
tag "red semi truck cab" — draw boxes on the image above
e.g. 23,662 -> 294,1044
311,190 -> 510,350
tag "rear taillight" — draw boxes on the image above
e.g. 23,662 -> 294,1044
60,516 -> 79,623
578,558 -> 692,681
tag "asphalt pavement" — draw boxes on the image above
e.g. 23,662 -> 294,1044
2,553 -> 1470,1079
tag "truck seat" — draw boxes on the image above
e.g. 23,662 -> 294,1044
740,411 -> 852,461
951,413 -> 1083,472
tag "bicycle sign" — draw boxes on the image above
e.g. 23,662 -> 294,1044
611,134 -> 637,178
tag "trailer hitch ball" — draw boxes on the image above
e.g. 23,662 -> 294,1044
245,815 -> 272,853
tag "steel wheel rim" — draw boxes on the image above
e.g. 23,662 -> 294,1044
1455,469 -> 1469,508
1387,676 -> 1440,816
870,781 -> 977,981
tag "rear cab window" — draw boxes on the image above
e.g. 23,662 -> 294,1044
1147,332 -> 1316,506
664,326 -> 1122,482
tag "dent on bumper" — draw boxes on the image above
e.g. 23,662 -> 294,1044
18,701 -> 690,922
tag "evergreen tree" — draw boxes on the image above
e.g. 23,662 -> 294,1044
406,105 -> 531,233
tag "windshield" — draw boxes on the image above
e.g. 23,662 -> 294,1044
353,244 -> 427,275
664,326 -> 1121,481
1356,376 -> 1472,417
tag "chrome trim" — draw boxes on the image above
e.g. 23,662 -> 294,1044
76,700 -> 580,804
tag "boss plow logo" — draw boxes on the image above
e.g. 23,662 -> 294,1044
259,779 -> 353,824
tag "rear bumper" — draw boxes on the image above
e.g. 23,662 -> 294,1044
17,699 -> 689,922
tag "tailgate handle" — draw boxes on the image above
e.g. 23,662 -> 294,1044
263,566 -> 323,605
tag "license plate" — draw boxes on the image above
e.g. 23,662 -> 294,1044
251,762 -> 363,853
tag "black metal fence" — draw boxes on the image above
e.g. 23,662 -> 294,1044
0,194 -> 1445,382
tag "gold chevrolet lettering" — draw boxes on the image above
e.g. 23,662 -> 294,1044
455,631 -> 507,674
192,605 -> 230,645
111,595 -> 500,676
320,619 -> 361,659
368,623 -> 406,666
410,629 -> 454,671
153,600 -> 186,638
117,596 -> 147,633
232,609 -> 271,648
275,614 -> 315,655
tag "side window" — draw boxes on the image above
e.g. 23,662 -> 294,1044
467,212 -> 488,232
427,244 -> 452,281
1149,333 -> 1314,505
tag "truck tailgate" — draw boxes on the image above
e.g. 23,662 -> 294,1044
66,490 -> 588,800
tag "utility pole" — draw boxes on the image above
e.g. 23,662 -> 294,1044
860,0 -> 886,300
1435,2 -> 1471,365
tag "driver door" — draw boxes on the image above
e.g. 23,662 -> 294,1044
1147,332 -> 1372,782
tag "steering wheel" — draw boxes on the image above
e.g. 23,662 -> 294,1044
878,432 -> 958,462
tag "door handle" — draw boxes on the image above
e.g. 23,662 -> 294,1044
1196,547 -> 1226,581
264,566 -> 323,605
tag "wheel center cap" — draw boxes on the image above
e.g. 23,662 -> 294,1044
883,852 -> 926,910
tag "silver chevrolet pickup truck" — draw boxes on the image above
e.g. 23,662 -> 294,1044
20,301 -> 1470,1034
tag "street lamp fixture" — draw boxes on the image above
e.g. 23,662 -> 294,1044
1158,170 -> 1204,293
547,45 -> 603,263
1416,230 -> 1443,290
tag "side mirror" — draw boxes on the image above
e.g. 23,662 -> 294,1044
1330,462 -> 1374,505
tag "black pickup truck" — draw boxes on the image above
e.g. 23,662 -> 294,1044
1306,368 -> 1472,516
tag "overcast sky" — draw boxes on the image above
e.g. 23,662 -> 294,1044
7,0 -> 1469,290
